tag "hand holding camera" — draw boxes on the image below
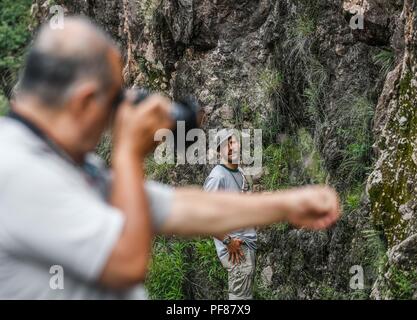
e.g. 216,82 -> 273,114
112,88 -> 201,159
113,92 -> 172,159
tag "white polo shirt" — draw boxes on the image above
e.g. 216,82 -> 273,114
0,115 -> 173,299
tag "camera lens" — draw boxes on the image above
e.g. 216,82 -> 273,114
171,96 -> 201,131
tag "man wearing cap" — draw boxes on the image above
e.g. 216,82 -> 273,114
204,129 -> 257,300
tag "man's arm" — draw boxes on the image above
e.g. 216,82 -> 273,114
99,95 -> 172,289
160,185 -> 340,236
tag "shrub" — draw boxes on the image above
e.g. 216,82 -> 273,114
373,48 -> 395,77
0,0 -> 32,96
145,157 -> 176,183
261,128 -> 326,191
145,237 -> 189,299
286,15 -> 316,65
258,68 -> 283,98
0,94 -> 9,116
192,238 -> 227,285
388,267 -> 417,299
335,95 -> 374,188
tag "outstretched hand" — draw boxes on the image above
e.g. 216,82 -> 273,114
282,185 -> 341,230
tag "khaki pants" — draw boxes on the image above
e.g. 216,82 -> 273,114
220,246 -> 256,300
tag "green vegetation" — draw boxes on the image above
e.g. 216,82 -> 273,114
145,157 -> 176,184
283,7 -> 329,135
255,68 -> 286,140
348,289 -> 370,300
344,184 -> 363,213
0,0 -> 32,96
145,237 -> 228,299
256,105 -> 280,146
335,95 -> 374,189
145,237 -> 189,299
368,71 -> 417,246
293,15 -> 315,37
258,68 -> 283,98
253,282 -> 279,300
284,0 -> 325,65
192,239 -> 227,285
188,238 -> 228,299
304,58 -> 328,125
361,228 -> 387,272
286,14 -> 316,64
373,48 -> 395,77
137,56 -> 168,91
261,128 -> 326,190
138,0 -> 162,31
230,97 -> 249,130
316,284 -> 346,300
387,267 -> 417,299
0,94 -> 8,116
95,132 -> 113,165
292,0 -> 323,19
1,0 -> 410,302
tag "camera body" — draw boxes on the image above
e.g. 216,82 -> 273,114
130,88 -> 201,135
110,88 -> 202,151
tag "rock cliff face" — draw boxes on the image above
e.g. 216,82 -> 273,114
367,0 -> 417,299
31,0 -> 417,299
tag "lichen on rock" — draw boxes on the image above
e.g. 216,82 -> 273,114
368,0 -> 417,248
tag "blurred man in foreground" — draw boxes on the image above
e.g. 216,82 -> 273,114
0,17 -> 340,299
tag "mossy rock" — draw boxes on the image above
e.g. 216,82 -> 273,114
368,70 -> 417,247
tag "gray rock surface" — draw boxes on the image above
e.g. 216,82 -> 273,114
30,0 -> 417,299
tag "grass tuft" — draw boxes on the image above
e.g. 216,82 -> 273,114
145,237 -> 189,300
373,48 -> 395,77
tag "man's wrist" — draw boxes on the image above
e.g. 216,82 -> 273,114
270,191 -> 292,222
113,143 -> 146,165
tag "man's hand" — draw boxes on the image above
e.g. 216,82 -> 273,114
281,185 -> 340,230
227,238 -> 245,265
101,93 -> 173,289
113,93 -> 173,159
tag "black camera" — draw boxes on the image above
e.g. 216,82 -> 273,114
112,88 -> 202,136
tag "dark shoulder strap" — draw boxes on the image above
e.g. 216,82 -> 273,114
238,167 -> 253,192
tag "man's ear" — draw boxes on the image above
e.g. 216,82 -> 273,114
66,82 -> 100,119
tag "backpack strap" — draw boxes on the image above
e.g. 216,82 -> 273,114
238,167 -> 253,192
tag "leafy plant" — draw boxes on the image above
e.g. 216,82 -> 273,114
145,156 -> 175,183
344,184 -> 363,213
258,68 -> 283,97
373,48 -> 395,77
0,94 -> 9,116
388,267 -> 417,299
0,0 -> 32,96
253,282 -> 278,300
139,0 -> 162,31
304,58 -> 328,124
192,238 -> 227,286
334,95 -> 374,188
261,128 -> 326,191
145,237 -> 189,299
286,15 -> 316,65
